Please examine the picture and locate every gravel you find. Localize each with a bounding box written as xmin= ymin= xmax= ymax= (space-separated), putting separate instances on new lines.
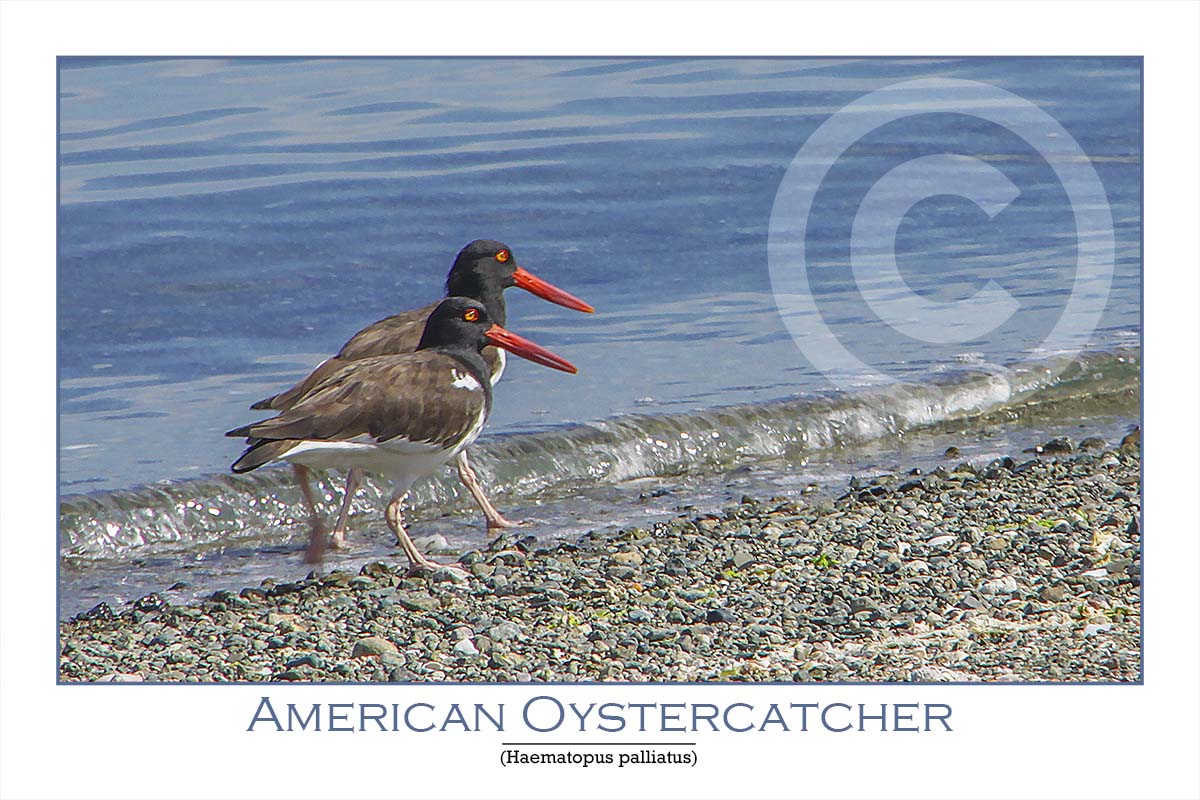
xmin=59 ymin=439 xmax=1142 ymax=683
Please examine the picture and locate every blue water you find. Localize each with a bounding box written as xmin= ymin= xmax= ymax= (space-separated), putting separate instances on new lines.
xmin=58 ymin=57 xmax=1141 ymax=492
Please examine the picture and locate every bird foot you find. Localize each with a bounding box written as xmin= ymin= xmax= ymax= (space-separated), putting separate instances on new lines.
xmin=405 ymin=558 xmax=469 ymax=579
xmin=485 ymin=515 xmax=522 ymax=530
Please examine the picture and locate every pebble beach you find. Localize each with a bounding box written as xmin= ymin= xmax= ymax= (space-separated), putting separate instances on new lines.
xmin=59 ymin=432 xmax=1142 ymax=684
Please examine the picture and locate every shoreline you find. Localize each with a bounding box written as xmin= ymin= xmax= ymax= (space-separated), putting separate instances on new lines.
xmin=60 ymin=433 xmax=1141 ymax=683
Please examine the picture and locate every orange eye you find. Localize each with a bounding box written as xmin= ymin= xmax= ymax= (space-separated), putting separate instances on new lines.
xmin=495 ymin=249 xmax=510 ymax=263
xmin=463 ymin=308 xmax=480 ymax=322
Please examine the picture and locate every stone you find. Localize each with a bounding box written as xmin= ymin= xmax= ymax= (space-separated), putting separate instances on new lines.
xmin=981 ymin=576 xmax=1019 ymax=595
xmin=729 ymin=550 xmax=755 ymax=570
xmin=285 ymin=653 xmax=325 ymax=670
xmin=1039 ymin=585 xmax=1067 ymax=602
xmin=981 ymin=535 xmax=1011 ymax=551
xmin=489 ymin=621 xmax=522 ymax=641
xmin=910 ymin=666 xmax=981 ymax=682
xmin=397 ymin=593 xmax=438 ymax=613
xmin=95 ymin=673 xmax=143 ymax=682
xmin=452 ymin=639 xmax=480 ymax=658
xmin=412 ymin=534 xmax=451 ymax=553
xmin=352 ymin=637 xmax=400 ymax=659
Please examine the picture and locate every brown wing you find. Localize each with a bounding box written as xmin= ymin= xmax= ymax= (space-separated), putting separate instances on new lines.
xmin=239 ymin=351 xmax=488 ymax=449
xmin=250 ymin=301 xmax=437 ymax=411
xmin=250 ymin=355 xmax=351 ymax=412
xmin=336 ymin=302 xmax=435 ymax=361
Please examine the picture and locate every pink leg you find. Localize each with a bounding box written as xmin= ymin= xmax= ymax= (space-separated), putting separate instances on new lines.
xmin=385 ymin=490 xmax=467 ymax=576
xmin=455 ymin=450 xmax=519 ymax=529
xmin=330 ymin=467 xmax=362 ymax=549
xmin=294 ymin=464 xmax=329 ymax=565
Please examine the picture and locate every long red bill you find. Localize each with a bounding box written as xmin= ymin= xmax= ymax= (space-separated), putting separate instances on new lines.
xmin=512 ymin=266 xmax=595 ymax=313
xmin=484 ymin=324 xmax=578 ymax=374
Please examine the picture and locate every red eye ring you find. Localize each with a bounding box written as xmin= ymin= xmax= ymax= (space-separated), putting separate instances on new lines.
xmin=464 ymin=308 xmax=480 ymax=322
xmin=496 ymin=249 xmax=510 ymax=263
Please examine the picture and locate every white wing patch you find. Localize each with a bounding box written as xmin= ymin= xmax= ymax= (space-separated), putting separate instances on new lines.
xmin=451 ymin=370 xmax=483 ymax=391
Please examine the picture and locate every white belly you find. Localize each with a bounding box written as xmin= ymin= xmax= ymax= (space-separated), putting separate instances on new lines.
xmin=279 ymin=406 xmax=486 ymax=491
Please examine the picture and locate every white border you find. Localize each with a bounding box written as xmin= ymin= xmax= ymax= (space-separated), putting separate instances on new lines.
xmin=3 ymin=2 xmax=1198 ymax=799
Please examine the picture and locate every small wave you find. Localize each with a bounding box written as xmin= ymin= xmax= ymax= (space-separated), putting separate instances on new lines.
xmin=59 ymin=345 xmax=1138 ymax=563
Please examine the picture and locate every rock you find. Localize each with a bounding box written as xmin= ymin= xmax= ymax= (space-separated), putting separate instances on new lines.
xmin=927 ymin=535 xmax=957 ymax=548
xmin=132 ymin=594 xmax=169 ymax=613
xmin=706 ymin=608 xmax=736 ymax=624
xmin=627 ymin=608 xmax=652 ymax=623
xmin=729 ymin=550 xmax=755 ymax=570
xmin=1083 ymin=623 xmax=1113 ymax=637
xmin=76 ymin=603 xmax=116 ymax=622
xmin=1120 ymin=427 xmax=1140 ymax=451
xmin=431 ymin=567 xmax=467 ymax=583
xmin=608 ymin=566 xmax=638 ymax=581
xmin=612 ymin=550 xmax=643 ymax=565
xmin=452 ymin=639 xmax=480 ymax=658
xmin=663 ymin=556 xmax=689 ymax=576
xmin=352 ymin=637 xmax=400 ymax=659
xmin=148 ymin=631 xmax=178 ymax=647
xmin=95 ymin=673 xmax=143 ymax=682
xmin=285 ymin=653 xmax=325 ymax=670
xmin=910 ymin=666 xmax=981 ymax=682
xmin=1039 ymin=585 xmax=1067 ymax=602
xmin=1079 ymin=437 xmax=1107 ymax=452
xmin=397 ymin=593 xmax=438 ymax=612
xmin=489 ymin=621 xmax=522 ymax=642
xmin=981 ymin=576 xmax=1019 ymax=595
xmin=412 ymin=534 xmax=451 ymax=553
xmin=360 ymin=561 xmax=392 ymax=579
xmin=1041 ymin=437 xmax=1074 ymax=454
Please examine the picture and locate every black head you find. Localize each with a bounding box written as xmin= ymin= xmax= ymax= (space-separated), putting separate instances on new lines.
xmin=444 ymin=239 xmax=594 ymax=325
xmin=418 ymin=296 xmax=577 ymax=374
xmin=444 ymin=240 xmax=517 ymax=324
xmin=418 ymin=297 xmax=495 ymax=352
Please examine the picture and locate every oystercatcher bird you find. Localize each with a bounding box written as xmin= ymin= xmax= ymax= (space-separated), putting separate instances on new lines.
xmin=229 ymin=297 xmax=577 ymax=572
xmin=242 ymin=239 xmax=592 ymax=555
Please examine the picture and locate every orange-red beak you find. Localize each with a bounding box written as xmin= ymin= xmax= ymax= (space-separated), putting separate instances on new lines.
xmin=512 ymin=266 xmax=595 ymax=313
xmin=485 ymin=324 xmax=577 ymax=374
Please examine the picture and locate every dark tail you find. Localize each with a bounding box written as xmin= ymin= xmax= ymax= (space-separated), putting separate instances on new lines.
xmin=250 ymin=394 xmax=279 ymax=411
xmin=225 ymin=422 xmax=258 ymax=439
xmin=231 ymin=439 xmax=298 ymax=473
